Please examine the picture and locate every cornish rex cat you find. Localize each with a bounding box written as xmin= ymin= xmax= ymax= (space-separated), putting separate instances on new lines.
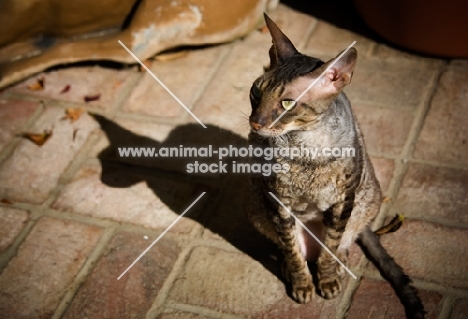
xmin=246 ymin=14 xmax=424 ymax=319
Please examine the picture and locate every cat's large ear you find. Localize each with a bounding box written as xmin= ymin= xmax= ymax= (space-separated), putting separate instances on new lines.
xmin=320 ymin=48 xmax=357 ymax=92
xmin=264 ymin=13 xmax=298 ymax=68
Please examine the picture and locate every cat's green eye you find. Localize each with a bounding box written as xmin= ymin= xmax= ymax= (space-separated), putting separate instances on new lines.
xmin=281 ymin=100 xmax=296 ymax=110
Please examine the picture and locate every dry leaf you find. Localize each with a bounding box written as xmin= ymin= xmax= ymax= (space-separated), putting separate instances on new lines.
xmin=375 ymin=214 xmax=405 ymax=235
xmin=60 ymin=84 xmax=71 ymax=94
xmin=0 ymin=198 xmax=13 ymax=204
xmin=62 ymin=107 xmax=84 ymax=123
xmin=381 ymin=196 xmax=391 ymax=203
xmin=154 ymin=50 xmax=188 ymax=62
xmin=84 ymin=94 xmax=101 ymax=102
xmin=258 ymin=25 xmax=269 ymax=33
xmin=28 ymin=77 xmax=45 ymax=91
xmin=113 ymin=80 xmax=123 ymax=88
xmin=21 ymin=130 xmax=53 ymax=146
xmin=138 ymin=59 xmax=153 ymax=72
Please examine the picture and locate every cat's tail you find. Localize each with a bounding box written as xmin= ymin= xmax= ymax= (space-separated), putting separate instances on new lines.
xmin=357 ymin=226 xmax=425 ymax=319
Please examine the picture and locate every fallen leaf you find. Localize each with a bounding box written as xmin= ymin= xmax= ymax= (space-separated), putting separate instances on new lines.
xmin=60 ymin=84 xmax=71 ymax=94
xmin=0 ymin=198 xmax=13 ymax=204
xmin=84 ymin=94 xmax=101 ymax=103
xmin=62 ymin=107 xmax=84 ymax=123
xmin=138 ymin=59 xmax=153 ymax=72
xmin=381 ymin=196 xmax=390 ymax=203
xmin=258 ymin=25 xmax=269 ymax=33
xmin=20 ymin=130 xmax=53 ymax=146
xmin=154 ymin=50 xmax=188 ymax=62
xmin=113 ymin=80 xmax=123 ymax=88
xmin=375 ymin=214 xmax=405 ymax=235
xmin=28 ymin=77 xmax=45 ymax=91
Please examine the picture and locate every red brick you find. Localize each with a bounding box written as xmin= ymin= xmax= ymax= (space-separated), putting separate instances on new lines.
xmin=0 ymin=217 xmax=102 ymax=319
xmin=413 ymin=69 xmax=468 ymax=165
xmin=393 ymin=163 xmax=468 ymax=224
xmin=89 ymin=114 xmax=237 ymax=174
xmin=168 ymin=245 xmax=343 ymax=318
xmin=53 ymin=161 xmax=205 ymax=232
xmin=451 ymin=299 xmax=468 ymax=319
xmin=348 ymin=242 xmax=364 ymax=270
xmin=370 ymin=157 xmax=395 ymax=193
xmin=168 ymin=246 xmax=283 ymax=316
xmin=0 ymin=206 xmax=29 ymax=253
xmin=191 ymin=41 xmax=268 ymax=136
xmin=202 ymin=177 xmax=268 ymax=245
xmin=0 ymin=106 xmax=98 ymax=203
xmin=91 ymin=117 xmax=176 ymax=150
xmin=63 ymin=232 xmax=180 ymax=319
xmin=247 ymin=4 xmax=317 ymax=49
xmin=346 ymin=57 xmax=436 ymax=110
xmin=158 ymin=313 xmax=211 ymax=319
xmin=0 ymin=99 xmax=39 ymax=151
xmin=379 ymin=220 xmax=468 ymax=289
xmin=305 ymin=21 xmax=373 ymax=57
xmin=9 ymin=66 xmax=136 ymax=110
xmin=347 ymin=278 xmax=442 ymax=319
xmin=450 ymin=60 xmax=468 ymax=69
xmin=122 ymin=45 xmax=228 ymax=117
xmin=354 ymin=104 xmax=414 ymax=157
xmin=255 ymin=291 xmax=340 ymax=319
xmin=371 ymin=44 xmax=445 ymax=68
xmin=89 ymin=117 xmax=176 ymax=166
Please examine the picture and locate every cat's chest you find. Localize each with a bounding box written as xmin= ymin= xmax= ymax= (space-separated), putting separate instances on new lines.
xmin=271 ymin=159 xmax=350 ymax=212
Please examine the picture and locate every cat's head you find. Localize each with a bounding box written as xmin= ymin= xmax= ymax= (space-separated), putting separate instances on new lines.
xmin=249 ymin=14 xmax=357 ymax=137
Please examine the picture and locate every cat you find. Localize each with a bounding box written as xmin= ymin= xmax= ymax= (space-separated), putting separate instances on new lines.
xmin=246 ymin=13 xmax=425 ymax=318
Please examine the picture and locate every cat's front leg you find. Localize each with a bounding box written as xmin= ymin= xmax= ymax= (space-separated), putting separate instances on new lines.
xmin=316 ymin=231 xmax=347 ymax=299
xmin=275 ymin=206 xmax=314 ymax=304
xmin=317 ymin=203 xmax=350 ymax=299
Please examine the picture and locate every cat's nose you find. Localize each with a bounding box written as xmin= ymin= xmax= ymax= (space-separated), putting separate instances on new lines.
xmin=250 ymin=121 xmax=263 ymax=131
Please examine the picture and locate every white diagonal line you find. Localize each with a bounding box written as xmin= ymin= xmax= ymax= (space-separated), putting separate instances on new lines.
xmin=267 ymin=106 xmax=292 ymax=129
xmin=268 ymin=192 xmax=357 ymax=279
xmin=268 ymin=41 xmax=356 ymax=129
xmin=117 ymin=192 xmax=206 ymax=280
xmin=118 ymin=40 xmax=207 ymax=128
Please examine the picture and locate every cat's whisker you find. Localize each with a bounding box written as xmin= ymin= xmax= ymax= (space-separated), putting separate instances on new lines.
xmin=233 ymin=124 xmax=250 ymax=135
xmin=239 ymin=110 xmax=250 ymax=117
xmin=235 ymin=121 xmax=250 ymax=128
xmin=234 ymin=115 xmax=250 ymax=128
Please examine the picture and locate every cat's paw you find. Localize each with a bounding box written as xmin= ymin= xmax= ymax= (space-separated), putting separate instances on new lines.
xmin=291 ymin=282 xmax=314 ymax=304
xmin=281 ymin=258 xmax=314 ymax=303
xmin=318 ymin=276 xmax=342 ymax=299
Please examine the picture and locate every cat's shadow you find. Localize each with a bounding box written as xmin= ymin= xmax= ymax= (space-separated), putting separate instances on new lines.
xmin=93 ymin=114 xmax=286 ymax=286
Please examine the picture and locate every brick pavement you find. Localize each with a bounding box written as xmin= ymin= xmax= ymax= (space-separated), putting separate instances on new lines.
xmin=0 ymin=4 xmax=467 ymax=319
